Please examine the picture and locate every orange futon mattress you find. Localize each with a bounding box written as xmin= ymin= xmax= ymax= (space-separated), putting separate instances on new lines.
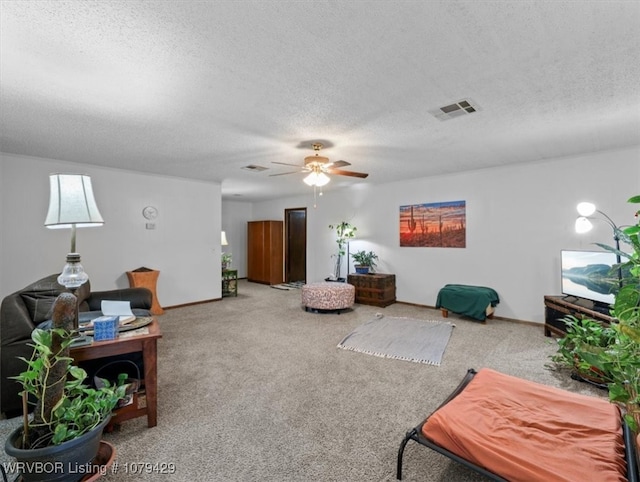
xmin=422 ymin=368 xmax=628 ymax=482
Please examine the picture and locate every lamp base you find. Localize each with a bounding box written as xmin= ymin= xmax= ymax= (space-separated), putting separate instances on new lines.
xmin=58 ymin=252 xmax=90 ymax=330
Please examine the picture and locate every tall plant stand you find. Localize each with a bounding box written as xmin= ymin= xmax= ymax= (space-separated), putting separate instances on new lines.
xmin=222 ymin=269 xmax=238 ymax=297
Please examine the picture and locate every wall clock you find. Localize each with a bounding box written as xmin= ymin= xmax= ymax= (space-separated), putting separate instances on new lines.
xmin=142 ymin=206 xmax=158 ymax=220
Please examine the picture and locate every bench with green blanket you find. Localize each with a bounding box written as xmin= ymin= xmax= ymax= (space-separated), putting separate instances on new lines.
xmin=435 ymin=284 xmax=499 ymax=321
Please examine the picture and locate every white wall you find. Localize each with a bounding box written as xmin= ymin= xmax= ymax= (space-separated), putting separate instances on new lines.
xmin=246 ymin=146 xmax=639 ymax=323
xmin=0 ymin=153 xmax=221 ymax=306
xmin=221 ymin=200 xmax=253 ymax=278
xmin=8 ymin=147 xmax=634 ymax=321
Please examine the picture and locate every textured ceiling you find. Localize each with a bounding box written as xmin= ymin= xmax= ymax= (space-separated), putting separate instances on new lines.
xmin=1 ymin=1 xmax=639 ymax=201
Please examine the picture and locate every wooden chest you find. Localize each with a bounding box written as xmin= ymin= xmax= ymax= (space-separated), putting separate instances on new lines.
xmin=347 ymin=273 xmax=396 ymax=307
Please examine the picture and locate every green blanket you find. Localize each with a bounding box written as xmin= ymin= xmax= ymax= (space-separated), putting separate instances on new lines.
xmin=435 ymin=284 xmax=500 ymax=321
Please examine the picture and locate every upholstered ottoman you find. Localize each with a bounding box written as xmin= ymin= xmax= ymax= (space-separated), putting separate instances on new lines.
xmin=301 ymin=282 xmax=355 ymax=313
xmin=435 ymin=284 xmax=500 ymax=322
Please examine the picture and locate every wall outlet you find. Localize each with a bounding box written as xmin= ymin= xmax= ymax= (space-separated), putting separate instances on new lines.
xmin=146 ymin=223 xmax=156 ymax=230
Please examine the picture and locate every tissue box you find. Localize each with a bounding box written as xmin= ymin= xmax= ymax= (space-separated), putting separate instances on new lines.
xmin=92 ymin=316 xmax=119 ymax=341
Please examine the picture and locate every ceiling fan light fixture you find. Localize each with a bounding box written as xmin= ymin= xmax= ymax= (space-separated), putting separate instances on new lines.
xmin=271 ymin=141 xmax=367 ymax=189
xmin=316 ymin=172 xmax=330 ymax=186
xmin=303 ymin=171 xmax=330 ymax=187
xmin=303 ymin=172 xmax=316 ymax=186
xmin=304 ymin=155 xmax=330 ymax=166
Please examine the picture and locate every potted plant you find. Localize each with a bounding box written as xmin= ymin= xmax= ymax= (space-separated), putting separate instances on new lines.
xmin=552 ymin=195 xmax=640 ymax=453
xmin=221 ymin=252 xmax=232 ymax=270
xmin=550 ymin=315 xmax=616 ymax=387
xmin=328 ymin=222 xmax=357 ymax=280
xmin=351 ymin=250 xmax=378 ymax=274
xmin=587 ymin=195 xmax=640 ymax=436
xmin=5 ymin=292 xmax=125 ymax=482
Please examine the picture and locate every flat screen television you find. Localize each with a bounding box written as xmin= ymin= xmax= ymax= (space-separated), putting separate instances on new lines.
xmin=561 ymin=249 xmax=620 ymax=307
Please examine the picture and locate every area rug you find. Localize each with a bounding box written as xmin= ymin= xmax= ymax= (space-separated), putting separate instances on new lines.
xmin=271 ymin=284 xmax=292 ymax=290
xmin=284 ymin=281 xmax=305 ymax=289
xmin=337 ymin=315 xmax=455 ymax=366
xmin=271 ymin=281 xmax=305 ymax=290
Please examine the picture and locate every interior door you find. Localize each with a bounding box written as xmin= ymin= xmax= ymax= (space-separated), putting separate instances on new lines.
xmin=285 ymin=208 xmax=307 ymax=283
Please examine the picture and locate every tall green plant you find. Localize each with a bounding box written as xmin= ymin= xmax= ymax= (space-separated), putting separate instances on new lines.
xmin=585 ymin=195 xmax=640 ymax=431
xmin=597 ymin=196 xmax=640 ymax=324
xmin=329 ymin=222 xmax=357 ymax=279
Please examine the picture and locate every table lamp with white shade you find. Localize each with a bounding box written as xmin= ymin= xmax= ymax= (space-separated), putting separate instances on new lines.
xmin=44 ymin=174 xmax=104 ymax=327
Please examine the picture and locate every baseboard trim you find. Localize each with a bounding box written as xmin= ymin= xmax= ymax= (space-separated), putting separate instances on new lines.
xmin=394 ymin=300 xmax=540 ymax=326
xmin=161 ymin=296 xmax=540 ymax=326
xmin=163 ymin=298 xmax=221 ymax=310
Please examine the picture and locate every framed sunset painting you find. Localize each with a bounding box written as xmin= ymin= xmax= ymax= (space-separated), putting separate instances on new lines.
xmin=399 ymin=200 xmax=466 ymax=248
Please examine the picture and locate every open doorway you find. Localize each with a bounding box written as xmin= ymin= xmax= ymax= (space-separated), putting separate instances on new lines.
xmin=284 ymin=208 xmax=307 ymax=283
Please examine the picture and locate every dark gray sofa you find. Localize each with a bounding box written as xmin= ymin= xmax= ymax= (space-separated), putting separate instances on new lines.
xmin=1 ymin=274 xmax=152 ymax=416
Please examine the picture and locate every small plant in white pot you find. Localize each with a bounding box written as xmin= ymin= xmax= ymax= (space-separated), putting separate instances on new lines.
xmin=221 ymin=252 xmax=232 ymax=269
xmin=351 ymin=250 xmax=378 ymax=274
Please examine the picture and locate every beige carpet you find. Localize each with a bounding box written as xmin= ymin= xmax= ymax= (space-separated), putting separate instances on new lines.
xmin=0 ymin=280 xmax=605 ymax=481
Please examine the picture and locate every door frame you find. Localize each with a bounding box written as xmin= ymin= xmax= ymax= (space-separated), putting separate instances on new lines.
xmin=284 ymin=207 xmax=307 ymax=283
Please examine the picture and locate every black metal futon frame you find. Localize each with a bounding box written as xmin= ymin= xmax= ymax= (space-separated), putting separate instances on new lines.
xmin=397 ymin=368 xmax=639 ymax=481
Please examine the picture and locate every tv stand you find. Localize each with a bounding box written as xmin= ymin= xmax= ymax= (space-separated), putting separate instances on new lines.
xmin=544 ymin=295 xmax=615 ymax=337
xmin=561 ymin=295 xmax=580 ymax=304
xmin=563 ymin=295 xmax=591 ymax=307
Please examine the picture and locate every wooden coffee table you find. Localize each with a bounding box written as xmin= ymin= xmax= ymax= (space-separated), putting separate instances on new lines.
xmin=70 ymin=319 xmax=162 ymax=428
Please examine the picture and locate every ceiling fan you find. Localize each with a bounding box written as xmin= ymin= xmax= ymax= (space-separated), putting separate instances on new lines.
xmin=270 ymin=142 xmax=369 ymax=186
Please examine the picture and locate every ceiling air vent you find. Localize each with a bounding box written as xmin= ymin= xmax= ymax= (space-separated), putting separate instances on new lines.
xmin=241 ymin=165 xmax=269 ymax=172
xmin=429 ymin=99 xmax=480 ymax=121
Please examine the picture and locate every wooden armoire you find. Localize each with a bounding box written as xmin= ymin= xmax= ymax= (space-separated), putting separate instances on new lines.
xmin=247 ymin=220 xmax=284 ymax=285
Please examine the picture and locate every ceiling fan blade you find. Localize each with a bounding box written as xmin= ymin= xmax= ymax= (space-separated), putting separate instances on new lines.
xmin=330 ymin=160 xmax=351 ymax=168
xmin=272 ymin=161 xmax=304 ymax=167
xmin=328 ymin=168 xmax=369 ymax=179
xmin=269 ymin=171 xmax=300 ymax=177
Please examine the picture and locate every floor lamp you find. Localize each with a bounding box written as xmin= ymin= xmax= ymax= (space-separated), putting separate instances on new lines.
xmin=575 ymin=201 xmax=622 ymax=285
xmin=45 ymin=174 xmax=104 ymax=328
